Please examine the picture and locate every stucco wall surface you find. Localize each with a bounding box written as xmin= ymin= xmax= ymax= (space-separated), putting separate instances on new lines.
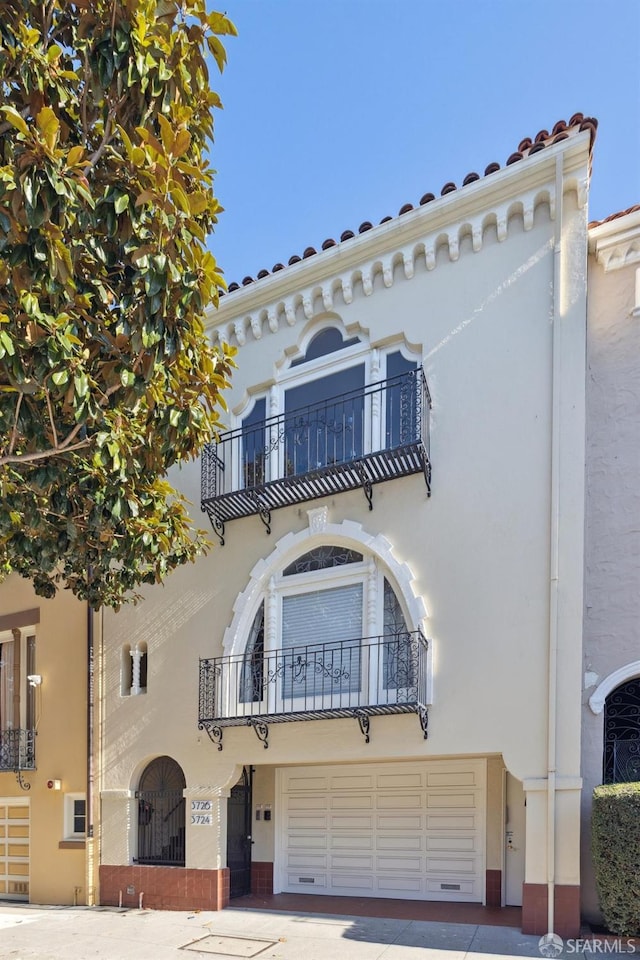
xmin=581 ymin=254 xmax=640 ymax=921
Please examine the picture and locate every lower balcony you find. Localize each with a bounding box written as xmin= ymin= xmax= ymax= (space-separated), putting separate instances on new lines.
xmin=0 ymin=729 xmax=36 ymax=771
xmin=198 ymin=632 xmax=429 ymax=750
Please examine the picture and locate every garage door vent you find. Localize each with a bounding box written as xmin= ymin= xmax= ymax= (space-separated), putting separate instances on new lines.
xmin=441 ymin=883 xmax=461 ymax=891
xmin=298 ymin=877 xmax=315 ymax=884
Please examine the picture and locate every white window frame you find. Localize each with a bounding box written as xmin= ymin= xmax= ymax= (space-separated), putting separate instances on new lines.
xmin=0 ymin=627 xmax=35 ymax=732
xmin=63 ymin=793 xmax=86 ymax=840
xmin=232 ymin=327 xmax=421 ymax=492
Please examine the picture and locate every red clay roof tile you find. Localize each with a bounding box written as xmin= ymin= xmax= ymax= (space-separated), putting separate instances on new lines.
xmin=219 ymin=115 xmax=598 ymax=296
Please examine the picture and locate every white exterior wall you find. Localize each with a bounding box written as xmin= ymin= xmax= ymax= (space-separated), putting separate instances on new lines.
xmin=581 ymin=212 xmax=640 ymax=922
xmin=101 ymin=134 xmax=591 ymax=911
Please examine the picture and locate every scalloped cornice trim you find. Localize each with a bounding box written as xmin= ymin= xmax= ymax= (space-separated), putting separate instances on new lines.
xmin=221 ymin=520 xmax=428 ymax=660
xmin=207 ymin=137 xmax=590 ymax=348
xmin=589 ymin=208 xmax=640 ymax=272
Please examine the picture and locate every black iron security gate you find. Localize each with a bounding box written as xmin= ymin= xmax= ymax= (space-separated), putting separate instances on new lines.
xmin=227 ymin=767 xmax=252 ymax=898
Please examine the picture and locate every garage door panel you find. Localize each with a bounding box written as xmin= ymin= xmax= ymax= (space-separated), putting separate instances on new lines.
xmin=376 ymin=855 xmax=422 ymax=872
xmin=427 ymin=814 xmax=477 ymax=830
xmin=376 ymin=814 xmax=423 ymax=830
xmin=427 ymin=772 xmax=478 ymax=787
xmin=427 ymin=856 xmax=478 ymax=874
xmin=280 ymin=761 xmax=486 ymax=903
xmin=330 ymin=775 xmax=375 ymax=791
xmin=0 ymin=799 xmax=29 ymax=902
xmin=332 ymin=835 xmax=373 ymax=850
xmin=377 ymin=793 xmax=423 ymax=810
xmin=427 ymin=836 xmax=476 ymax=852
xmin=331 ymin=854 xmax=374 ymax=871
xmin=376 ymin=773 xmax=423 ymax=789
xmin=331 ymin=874 xmax=375 ymax=891
xmin=377 ymin=876 xmax=423 ymax=894
xmin=330 ymin=795 xmax=373 ymax=810
xmin=288 ymin=815 xmax=327 ymax=829
xmin=377 ymin=835 xmax=422 ymax=851
xmin=331 ymin=815 xmax=374 ymax=829
xmin=287 ymin=874 xmax=326 ymax=889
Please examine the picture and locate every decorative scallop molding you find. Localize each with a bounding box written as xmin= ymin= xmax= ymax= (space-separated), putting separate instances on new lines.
xmin=589 ymin=208 xmax=640 ymax=273
xmin=221 ymin=520 xmax=429 ymax=661
xmin=211 ymin=183 xmax=564 ymax=349
xmin=588 ymin=661 xmax=640 ymax=715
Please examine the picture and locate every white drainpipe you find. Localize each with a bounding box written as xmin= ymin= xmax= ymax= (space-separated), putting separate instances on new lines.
xmin=546 ymin=153 xmax=564 ymax=937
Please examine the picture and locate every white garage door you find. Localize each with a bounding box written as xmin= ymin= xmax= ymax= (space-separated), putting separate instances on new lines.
xmin=278 ymin=759 xmax=486 ymax=902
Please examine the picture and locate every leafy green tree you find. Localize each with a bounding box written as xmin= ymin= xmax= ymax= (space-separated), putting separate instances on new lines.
xmin=0 ymin=0 xmax=236 ymax=608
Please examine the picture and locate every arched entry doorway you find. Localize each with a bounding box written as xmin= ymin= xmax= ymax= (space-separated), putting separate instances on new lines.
xmin=136 ymin=756 xmax=186 ymax=866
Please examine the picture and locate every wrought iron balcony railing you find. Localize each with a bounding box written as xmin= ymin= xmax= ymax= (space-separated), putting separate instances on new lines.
xmin=201 ymin=368 xmax=431 ymax=543
xmin=0 ymin=729 xmax=36 ymax=771
xmin=198 ymin=631 xmax=429 ymax=749
xmin=604 ymin=738 xmax=640 ymax=784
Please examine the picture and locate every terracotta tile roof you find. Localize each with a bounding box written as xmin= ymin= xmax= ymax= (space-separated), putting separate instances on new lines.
xmin=222 ymin=114 xmax=598 ymax=296
xmin=588 ymin=203 xmax=640 ymax=229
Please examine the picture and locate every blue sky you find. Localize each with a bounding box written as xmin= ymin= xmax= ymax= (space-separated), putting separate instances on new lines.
xmin=209 ymin=0 xmax=640 ymax=286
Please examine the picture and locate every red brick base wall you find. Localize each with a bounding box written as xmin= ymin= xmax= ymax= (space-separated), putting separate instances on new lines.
xmin=251 ymin=861 xmax=274 ymax=896
xmin=99 ymin=865 xmax=230 ymax=911
xmin=522 ymin=883 xmax=580 ymax=938
xmin=485 ymin=869 xmax=502 ymax=908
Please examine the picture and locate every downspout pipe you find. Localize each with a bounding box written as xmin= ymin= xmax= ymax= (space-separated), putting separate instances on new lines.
xmin=546 ymin=153 xmax=564 ymax=937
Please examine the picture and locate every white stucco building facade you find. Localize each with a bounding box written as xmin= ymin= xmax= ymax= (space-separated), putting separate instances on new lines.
xmin=98 ymin=115 xmax=598 ymax=937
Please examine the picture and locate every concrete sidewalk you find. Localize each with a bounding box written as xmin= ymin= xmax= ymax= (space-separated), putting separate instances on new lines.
xmin=0 ymin=903 xmax=626 ymax=960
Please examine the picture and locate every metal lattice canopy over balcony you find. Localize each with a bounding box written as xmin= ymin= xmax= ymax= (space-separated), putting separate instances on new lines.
xmin=198 ymin=632 xmax=429 ymax=750
xmin=201 ymin=368 xmax=431 ymax=544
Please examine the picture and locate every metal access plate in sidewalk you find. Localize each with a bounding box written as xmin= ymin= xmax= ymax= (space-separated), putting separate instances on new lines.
xmin=181 ymin=934 xmax=277 ymax=957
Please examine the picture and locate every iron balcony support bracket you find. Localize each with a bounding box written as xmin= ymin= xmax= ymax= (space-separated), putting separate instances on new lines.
xmin=15 ymin=769 xmax=31 ymax=790
xmin=356 ymin=463 xmax=374 ymax=511
xmin=417 ymin=705 xmax=429 ymax=739
xmin=249 ymin=492 xmax=272 ymax=535
xmin=209 ymin=511 xmax=225 ymax=548
xmin=355 ymin=711 xmax=371 ymax=744
xmin=248 ymin=718 xmax=269 ymax=749
xmin=203 ymin=724 xmax=224 ymax=751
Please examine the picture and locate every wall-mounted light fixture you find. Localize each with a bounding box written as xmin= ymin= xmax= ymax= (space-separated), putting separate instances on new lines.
xmin=27 ymin=674 xmax=42 ymax=687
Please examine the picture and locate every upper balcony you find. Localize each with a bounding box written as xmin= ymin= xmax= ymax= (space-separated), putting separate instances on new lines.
xmin=198 ymin=631 xmax=429 ymax=750
xmin=0 ymin=729 xmax=35 ymax=772
xmin=201 ymin=367 xmax=431 ymax=543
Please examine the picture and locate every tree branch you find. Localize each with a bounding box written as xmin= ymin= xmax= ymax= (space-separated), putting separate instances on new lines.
xmin=0 ymin=439 xmax=90 ymax=467
xmin=8 ymin=393 xmax=23 ymax=456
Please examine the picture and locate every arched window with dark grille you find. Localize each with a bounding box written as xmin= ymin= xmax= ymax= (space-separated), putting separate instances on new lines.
xmin=136 ymin=756 xmax=186 ymax=865
xmin=603 ymin=678 xmax=640 ymax=784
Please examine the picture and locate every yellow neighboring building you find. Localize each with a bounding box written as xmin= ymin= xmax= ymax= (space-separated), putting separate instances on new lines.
xmin=0 ymin=575 xmax=96 ymax=905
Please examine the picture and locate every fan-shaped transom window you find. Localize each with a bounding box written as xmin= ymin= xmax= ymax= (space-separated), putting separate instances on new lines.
xmin=283 ymin=545 xmax=363 ymax=576
xmin=290 ymin=327 xmax=361 ymax=366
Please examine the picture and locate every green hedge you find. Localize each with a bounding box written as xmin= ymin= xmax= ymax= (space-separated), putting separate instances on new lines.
xmin=592 ymin=782 xmax=640 ymax=936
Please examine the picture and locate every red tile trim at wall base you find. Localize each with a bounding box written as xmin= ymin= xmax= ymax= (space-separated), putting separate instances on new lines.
xmin=99 ymin=865 xmax=230 ymax=912
xmin=251 ymin=861 xmax=274 ymax=896
xmin=485 ymin=869 xmax=502 ymax=908
xmin=522 ymin=883 xmax=580 ymax=938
